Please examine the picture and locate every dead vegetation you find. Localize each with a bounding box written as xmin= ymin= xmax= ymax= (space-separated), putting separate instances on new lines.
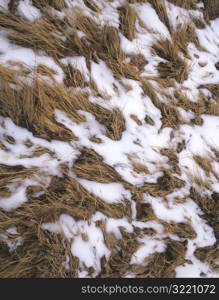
xmin=190 ymin=187 xmax=219 ymax=241
xmin=0 ymin=0 xmax=218 ymax=278
xmin=0 ymin=65 xmax=126 ymax=141
xmin=0 ymin=66 xmax=80 ymax=141
xmin=163 ymin=221 xmax=197 ymax=239
xmin=31 ymin=0 xmax=66 ymax=11
xmin=72 ymin=147 xmax=125 ymax=183
xmin=172 ymin=23 xmax=204 ymax=57
xmin=166 ymin=0 xmax=198 ymax=10
xmin=194 ymin=244 xmax=219 ymax=272
xmin=83 ymin=0 xmax=101 ymax=13
xmin=118 ymin=4 xmax=137 ymax=41
xmin=0 ymin=224 xmax=77 ymax=278
xmin=143 ymin=239 xmax=187 ymax=278
xmin=141 ymin=170 xmax=185 ymax=197
xmin=202 ymin=0 xmax=219 ymax=20
xmin=0 ymin=11 xmax=68 ymax=60
xmin=152 ymin=40 xmax=188 ymax=83
xmin=0 ymin=166 xmax=133 ymax=277
xmin=0 ymin=164 xmax=38 ymax=199
xmin=149 ymin=0 xmax=171 ymax=33
xmin=99 ymin=225 xmax=141 ymax=277
xmin=153 ymin=39 xmax=189 ymax=83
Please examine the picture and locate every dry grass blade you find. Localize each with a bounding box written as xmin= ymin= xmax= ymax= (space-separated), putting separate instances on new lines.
xmin=144 ymin=239 xmax=187 ymax=277
xmin=167 ymin=0 xmax=198 ymax=10
xmin=32 ymin=0 xmax=66 ymax=11
xmin=118 ymin=4 xmax=137 ymax=41
xmin=72 ymin=147 xmax=124 ymax=183
xmin=149 ymin=0 xmax=171 ymax=32
xmin=153 ymin=39 xmax=189 ymax=83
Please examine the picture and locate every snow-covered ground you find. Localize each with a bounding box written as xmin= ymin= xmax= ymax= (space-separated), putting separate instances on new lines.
xmin=0 ymin=0 xmax=219 ymax=278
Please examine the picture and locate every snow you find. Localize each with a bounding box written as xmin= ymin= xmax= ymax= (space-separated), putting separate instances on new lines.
xmin=60 ymin=56 xmax=90 ymax=81
xmin=131 ymin=238 xmax=166 ymax=265
xmin=0 ymin=184 xmax=27 ymax=211
xmin=42 ymin=213 xmax=110 ymax=275
xmin=0 ymin=0 xmax=9 ymax=11
xmin=0 ymin=0 xmax=219 ymax=278
xmin=17 ymin=0 xmax=42 ymax=22
xmin=136 ymin=2 xmax=170 ymax=37
xmin=91 ymin=60 xmax=116 ymax=97
xmin=77 ymin=179 xmax=131 ymax=203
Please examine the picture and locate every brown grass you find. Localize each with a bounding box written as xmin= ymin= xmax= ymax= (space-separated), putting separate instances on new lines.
xmin=194 ymin=244 xmax=219 ymax=272
xmin=118 ymin=4 xmax=137 ymax=41
xmin=141 ymin=170 xmax=185 ymax=197
xmin=152 ymin=39 xmax=189 ymax=83
xmin=83 ymin=0 xmax=101 ymax=12
xmin=69 ymin=91 xmax=126 ymax=140
xmin=99 ymin=226 xmax=141 ymax=277
xmin=63 ymin=64 xmax=88 ymax=88
xmin=190 ymin=187 xmax=219 ymax=240
xmin=72 ymin=147 xmax=124 ymax=183
xmin=0 ymin=0 xmax=218 ymax=278
xmin=144 ymin=239 xmax=187 ymax=277
xmin=199 ymin=84 xmax=219 ymax=100
xmin=193 ymin=154 xmax=213 ymax=176
xmin=0 ymin=66 xmax=81 ymax=141
xmin=0 ymin=224 xmax=77 ymax=278
xmin=149 ymin=0 xmax=171 ymax=32
xmin=202 ymin=0 xmax=219 ymax=20
xmin=0 ymin=164 xmax=38 ymax=199
xmin=167 ymin=0 xmax=198 ymax=10
xmin=163 ymin=221 xmax=197 ymax=239
xmin=172 ymin=23 xmax=204 ymax=57
xmin=129 ymin=53 xmax=148 ymax=72
xmin=160 ymin=148 xmax=181 ymax=174
xmin=0 ymin=12 xmax=68 ymax=60
xmin=32 ymin=0 xmax=66 ymax=11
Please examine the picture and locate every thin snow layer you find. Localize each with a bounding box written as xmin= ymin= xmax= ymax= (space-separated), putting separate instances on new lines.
xmin=0 ymin=35 xmax=64 ymax=83
xmin=0 ymin=0 xmax=219 ymax=278
xmin=17 ymin=0 xmax=42 ymax=22
xmin=42 ymin=213 xmax=110 ymax=277
xmin=60 ymin=56 xmax=90 ymax=81
xmin=77 ymin=179 xmax=131 ymax=203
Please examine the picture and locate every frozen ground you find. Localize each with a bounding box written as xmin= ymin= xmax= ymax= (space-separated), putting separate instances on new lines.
xmin=0 ymin=0 xmax=219 ymax=278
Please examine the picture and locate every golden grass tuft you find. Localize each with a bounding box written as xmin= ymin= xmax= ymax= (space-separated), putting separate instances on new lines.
xmin=0 ymin=225 xmax=77 ymax=278
xmin=118 ymin=4 xmax=137 ymax=41
xmin=202 ymin=0 xmax=219 ymax=20
xmin=72 ymin=147 xmax=124 ymax=183
xmin=152 ymin=39 xmax=189 ymax=83
xmin=163 ymin=221 xmax=197 ymax=239
xmin=172 ymin=23 xmax=204 ymax=57
xmin=0 ymin=11 xmax=68 ymax=60
xmin=160 ymin=148 xmax=181 ymax=174
xmin=149 ymin=0 xmax=171 ymax=32
xmin=193 ymin=154 xmax=213 ymax=176
xmin=0 ymin=66 xmax=81 ymax=141
xmin=190 ymin=187 xmax=219 ymax=241
xmin=136 ymin=202 xmax=156 ymax=222
xmin=83 ymin=0 xmax=101 ymax=12
xmin=199 ymin=84 xmax=219 ymax=100
xmin=99 ymin=227 xmax=141 ymax=277
xmin=0 ymin=164 xmax=38 ymax=198
xmin=68 ymin=91 xmax=126 ymax=140
xmin=129 ymin=53 xmax=148 ymax=72
xmin=141 ymin=170 xmax=185 ymax=197
xmin=194 ymin=244 xmax=219 ymax=272
xmin=167 ymin=0 xmax=198 ymax=10
xmin=63 ymin=64 xmax=87 ymax=88
xmin=32 ymin=0 xmax=66 ymax=11
xmin=144 ymin=239 xmax=187 ymax=278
